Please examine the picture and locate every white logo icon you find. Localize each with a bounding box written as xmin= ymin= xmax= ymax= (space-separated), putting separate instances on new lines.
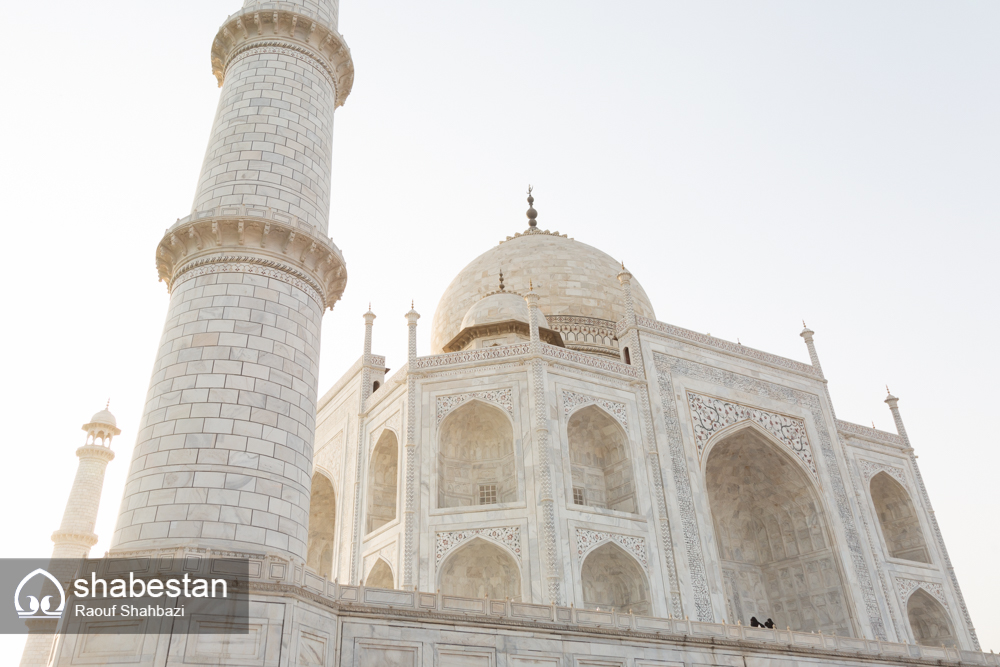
xmin=14 ymin=569 xmax=66 ymax=620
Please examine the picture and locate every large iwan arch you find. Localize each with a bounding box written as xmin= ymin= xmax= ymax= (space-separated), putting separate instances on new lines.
xmin=365 ymin=558 xmax=395 ymax=589
xmin=580 ymin=542 xmax=650 ymax=614
xmin=366 ymin=430 xmax=398 ymax=534
xmin=438 ymin=400 xmax=516 ymax=508
xmin=438 ymin=538 xmax=521 ymax=601
xmin=566 ymin=405 xmax=635 ymax=512
xmin=306 ymin=472 xmax=336 ymax=579
xmin=705 ymin=424 xmax=853 ymax=635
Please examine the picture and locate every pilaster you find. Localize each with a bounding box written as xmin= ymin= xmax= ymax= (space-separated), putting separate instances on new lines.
xmin=402 ymin=304 xmax=420 ymax=589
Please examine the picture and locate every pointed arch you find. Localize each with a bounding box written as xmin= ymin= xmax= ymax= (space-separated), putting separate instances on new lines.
xmin=580 ymin=542 xmax=650 ymax=614
xmin=907 ymin=588 xmax=956 ymax=647
xmin=705 ymin=425 xmax=853 ymax=635
xmin=366 ymin=430 xmax=398 ymax=534
xmin=438 ymin=536 xmax=521 ymax=601
xmin=364 ymin=557 xmax=395 ymax=590
xmin=567 ymin=404 xmax=635 ymax=512
xmin=438 ymin=399 xmax=516 ymax=508
xmin=306 ymin=471 xmax=336 ymax=579
xmin=870 ymin=471 xmax=930 ymax=563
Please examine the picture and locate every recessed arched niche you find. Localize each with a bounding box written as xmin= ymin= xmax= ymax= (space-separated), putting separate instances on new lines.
xmin=870 ymin=472 xmax=930 ymax=563
xmin=567 ymin=405 xmax=635 ymax=513
xmin=580 ymin=542 xmax=651 ymax=615
xmin=366 ymin=430 xmax=398 ymax=534
xmin=439 ymin=538 xmax=521 ymax=601
xmin=365 ymin=558 xmax=395 ymax=590
xmin=306 ymin=472 xmax=336 ymax=579
xmin=706 ymin=425 xmax=853 ymax=635
xmin=438 ymin=401 xmax=516 ymax=508
xmin=907 ymin=588 xmax=956 ymax=647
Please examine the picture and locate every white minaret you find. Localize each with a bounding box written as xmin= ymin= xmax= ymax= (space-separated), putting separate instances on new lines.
xmin=20 ymin=407 xmax=118 ymax=667
xmin=108 ymin=0 xmax=352 ymax=565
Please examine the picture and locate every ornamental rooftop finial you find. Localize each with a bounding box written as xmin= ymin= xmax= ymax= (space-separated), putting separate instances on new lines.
xmin=526 ymin=185 xmax=537 ymax=227
xmin=498 ymin=268 xmax=506 ymax=292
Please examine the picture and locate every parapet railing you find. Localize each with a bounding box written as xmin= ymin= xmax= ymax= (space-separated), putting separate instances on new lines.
xmin=296 ymin=577 xmax=995 ymax=666
xmin=412 ymin=342 xmax=640 ymax=379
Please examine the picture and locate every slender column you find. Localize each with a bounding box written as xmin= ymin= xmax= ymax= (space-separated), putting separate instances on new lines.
xmin=885 ymin=393 xmax=980 ymax=650
xmin=799 ymin=323 xmax=825 ymax=377
xmin=109 ymin=0 xmax=351 ymax=566
xmin=21 ymin=411 xmax=118 ymax=667
xmin=350 ymin=308 xmax=376 ymax=583
xmin=616 ymin=265 xmax=644 ymax=372
xmin=525 ymin=286 xmax=562 ymax=603
xmin=402 ymin=304 xmax=420 ymax=589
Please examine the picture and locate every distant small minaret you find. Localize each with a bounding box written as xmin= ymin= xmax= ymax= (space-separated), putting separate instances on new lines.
xmin=51 ymin=406 xmax=119 ymax=558
xmin=20 ymin=406 xmax=118 ymax=667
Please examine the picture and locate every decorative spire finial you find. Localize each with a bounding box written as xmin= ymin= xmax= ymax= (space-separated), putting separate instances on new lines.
xmin=106 ymin=398 xmax=110 ymax=410
xmin=803 ymin=320 xmax=807 ymax=328
xmin=498 ymin=268 xmax=505 ymax=291
xmin=529 ymin=279 xmax=534 ymax=291
xmin=411 ymin=299 xmax=414 ymax=309
xmin=526 ymin=185 xmax=537 ymax=227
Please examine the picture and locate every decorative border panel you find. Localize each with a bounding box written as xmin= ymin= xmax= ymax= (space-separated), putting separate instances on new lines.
xmin=687 ymin=392 xmax=816 ymax=475
xmin=575 ymin=529 xmax=648 ymax=571
xmin=561 ymin=390 xmax=629 ymax=431
xmin=435 ymin=527 xmax=521 ymax=566
xmin=895 ymin=577 xmax=949 ymax=608
xmin=436 ymin=389 xmax=514 ymax=425
xmin=858 ymin=459 xmax=907 ymax=485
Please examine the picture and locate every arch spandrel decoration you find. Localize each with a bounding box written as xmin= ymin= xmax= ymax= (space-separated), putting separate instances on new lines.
xmin=369 ymin=411 xmax=402 ymax=453
xmin=435 ymin=526 xmax=521 ymax=567
xmin=436 ymin=389 xmax=513 ymax=425
xmin=688 ymin=392 xmax=816 ymax=476
xmin=575 ymin=528 xmax=648 ymax=571
xmin=859 ymin=459 xmax=907 ymax=485
xmin=561 ymin=390 xmax=629 ymax=431
xmin=896 ymin=577 xmax=949 ymax=609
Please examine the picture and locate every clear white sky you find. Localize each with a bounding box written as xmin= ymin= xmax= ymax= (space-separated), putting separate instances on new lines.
xmin=1 ymin=0 xmax=996 ymax=659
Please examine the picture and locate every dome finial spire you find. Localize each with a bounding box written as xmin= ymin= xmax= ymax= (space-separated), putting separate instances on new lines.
xmin=498 ymin=268 xmax=505 ymax=291
xmin=526 ymin=185 xmax=537 ymax=228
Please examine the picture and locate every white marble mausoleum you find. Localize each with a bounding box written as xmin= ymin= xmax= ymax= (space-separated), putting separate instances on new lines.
xmin=25 ymin=0 xmax=993 ymax=665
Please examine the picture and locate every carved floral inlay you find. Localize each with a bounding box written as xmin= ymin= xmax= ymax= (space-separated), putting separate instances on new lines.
xmin=435 ymin=527 xmax=521 ymax=565
xmin=896 ymin=577 xmax=948 ymax=609
xmin=436 ymin=389 xmax=513 ymax=424
xmin=859 ymin=459 xmax=906 ymax=485
xmin=688 ymin=392 xmax=816 ymax=475
xmin=562 ymin=390 xmax=628 ymax=431
xmin=575 ymin=529 xmax=648 ymax=571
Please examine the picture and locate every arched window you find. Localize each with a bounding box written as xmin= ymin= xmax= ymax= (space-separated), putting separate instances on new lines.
xmin=439 ymin=539 xmax=520 ymax=601
xmin=306 ymin=472 xmax=336 ymax=579
xmin=622 ymin=347 xmax=631 ymax=365
xmin=372 ymin=381 xmax=380 ymax=393
xmin=706 ymin=426 xmax=853 ymax=635
xmin=438 ymin=401 xmax=516 ymax=508
xmin=567 ymin=405 xmax=635 ymax=513
xmin=366 ymin=430 xmax=398 ymax=534
xmin=365 ymin=558 xmax=394 ymax=589
xmin=581 ymin=542 xmax=650 ymax=614
xmin=907 ymin=589 xmax=956 ymax=647
xmin=870 ymin=472 xmax=930 ymax=563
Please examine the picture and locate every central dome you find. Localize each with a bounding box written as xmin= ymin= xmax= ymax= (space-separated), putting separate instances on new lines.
xmin=431 ymin=230 xmax=655 ymax=354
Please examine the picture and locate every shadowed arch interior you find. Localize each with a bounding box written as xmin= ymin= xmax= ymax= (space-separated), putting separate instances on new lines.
xmin=870 ymin=472 xmax=930 ymax=563
xmin=706 ymin=426 xmax=853 ymax=635
xmin=580 ymin=542 xmax=651 ymax=614
xmin=907 ymin=588 xmax=956 ymax=647
xmin=438 ymin=401 xmax=516 ymax=508
xmin=365 ymin=558 xmax=394 ymax=589
xmin=439 ymin=538 xmax=521 ymax=601
xmin=366 ymin=430 xmax=398 ymax=534
xmin=567 ymin=405 xmax=635 ymax=512
xmin=306 ymin=472 xmax=336 ymax=579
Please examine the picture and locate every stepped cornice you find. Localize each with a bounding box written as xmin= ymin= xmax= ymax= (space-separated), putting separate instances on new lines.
xmin=211 ymin=4 xmax=354 ymax=107
xmin=156 ymin=208 xmax=348 ymax=310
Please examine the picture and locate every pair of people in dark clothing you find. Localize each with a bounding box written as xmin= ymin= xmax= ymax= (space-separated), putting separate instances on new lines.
xmin=750 ymin=617 xmax=775 ymax=629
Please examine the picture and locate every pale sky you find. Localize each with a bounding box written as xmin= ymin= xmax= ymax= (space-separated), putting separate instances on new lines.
xmin=1 ymin=0 xmax=997 ymax=659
